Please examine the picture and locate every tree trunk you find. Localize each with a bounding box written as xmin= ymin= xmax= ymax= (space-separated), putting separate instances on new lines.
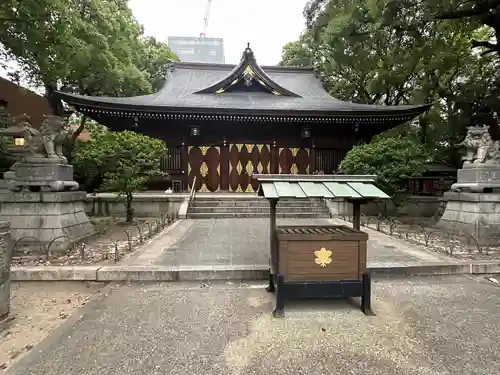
xmin=418 ymin=117 xmax=428 ymax=145
xmin=125 ymin=192 xmax=134 ymax=223
xmin=44 ymin=84 xmax=64 ymax=116
xmin=65 ymin=115 xmax=87 ymax=162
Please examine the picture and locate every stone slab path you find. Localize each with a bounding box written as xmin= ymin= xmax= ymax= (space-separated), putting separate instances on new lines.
xmin=6 ymin=275 xmax=500 ymax=375
xmin=123 ymin=218 xmax=459 ymax=268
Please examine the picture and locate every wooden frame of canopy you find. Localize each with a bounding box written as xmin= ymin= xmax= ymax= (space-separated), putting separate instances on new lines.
xmin=254 ymin=174 xmax=390 ymax=317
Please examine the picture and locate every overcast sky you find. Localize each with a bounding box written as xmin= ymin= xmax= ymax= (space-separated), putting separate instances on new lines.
xmin=0 ymin=0 xmax=308 ymax=85
xmin=128 ymin=0 xmax=308 ymax=65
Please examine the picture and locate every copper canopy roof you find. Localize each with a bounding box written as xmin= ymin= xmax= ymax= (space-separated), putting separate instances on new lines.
xmin=254 ymin=174 xmax=390 ymax=200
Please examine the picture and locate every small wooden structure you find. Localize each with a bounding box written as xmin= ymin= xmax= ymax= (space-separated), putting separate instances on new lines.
xmin=254 ymin=174 xmax=390 ymax=318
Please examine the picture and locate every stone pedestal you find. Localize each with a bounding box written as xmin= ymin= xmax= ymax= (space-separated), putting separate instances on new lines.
xmin=0 ymin=191 xmax=94 ymax=255
xmin=452 ymin=164 xmax=500 ymax=192
xmin=436 ymin=191 xmax=500 ymax=243
xmin=5 ymin=162 xmax=79 ymax=192
xmin=0 ymin=222 xmax=12 ymax=319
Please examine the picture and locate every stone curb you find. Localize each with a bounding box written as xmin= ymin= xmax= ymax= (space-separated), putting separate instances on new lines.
xmin=9 ymin=261 xmax=500 ymax=281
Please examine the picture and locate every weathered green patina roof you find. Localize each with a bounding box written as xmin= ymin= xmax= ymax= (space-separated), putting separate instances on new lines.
xmin=253 ymin=174 xmax=390 ymax=200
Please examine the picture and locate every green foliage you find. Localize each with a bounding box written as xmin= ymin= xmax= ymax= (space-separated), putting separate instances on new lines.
xmin=72 ymin=129 xmax=166 ymax=222
xmin=279 ymin=33 xmax=314 ymax=67
xmin=280 ymin=0 xmax=499 ymax=167
xmin=339 ymin=136 xmax=432 ymax=196
xmin=0 ymin=0 xmax=178 ymax=115
xmin=436 ymin=0 xmax=500 ymax=57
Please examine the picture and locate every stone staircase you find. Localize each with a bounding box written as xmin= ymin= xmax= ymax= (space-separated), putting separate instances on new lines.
xmin=187 ymin=196 xmax=331 ymax=219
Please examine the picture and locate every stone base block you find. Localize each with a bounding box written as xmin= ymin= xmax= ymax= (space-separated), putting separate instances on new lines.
xmin=0 ymin=280 xmax=11 ymax=319
xmin=0 ymin=191 xmax=95 ymax=255
xmin=0 ymin=221 xmax=11 ymax=318
xmin=5 ymin=162 xmax=79 ymax=192
xmin=436 ymin=191 xmax=500 ymax=244
xmin=452 ymin=165 xmax=500 ymax=192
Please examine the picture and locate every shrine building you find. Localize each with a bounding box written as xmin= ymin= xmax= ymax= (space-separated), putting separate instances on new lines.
xmin=56 ymin=45 xmax=430 ymax=193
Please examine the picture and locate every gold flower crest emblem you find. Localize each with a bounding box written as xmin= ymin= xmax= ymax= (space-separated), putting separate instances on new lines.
xmin=314 ymin=247 xmax=332 ymax=267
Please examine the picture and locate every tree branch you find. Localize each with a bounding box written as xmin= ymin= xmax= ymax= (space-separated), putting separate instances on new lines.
xmin=0 ymin=17 xmax=29 ymax=23
xmin=71 ymin=115 xmax=87 ymax=144
xmin=471 ymin=39 xmax=499 ymax=52
xmin=436 ymin=0 xmax=500 ymax=20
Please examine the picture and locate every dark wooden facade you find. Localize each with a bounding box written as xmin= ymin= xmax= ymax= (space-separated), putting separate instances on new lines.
xmin=56 ymin=44 xmax=430 ymax=192
xmin=157 ymin=143 xmax=346 ymax=193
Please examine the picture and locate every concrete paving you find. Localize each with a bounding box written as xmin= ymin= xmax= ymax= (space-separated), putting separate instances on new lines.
xmin=131 ymin=218 xmax=458 ymax=268
xmin=6 ymin=275 xmax=500 ymax=375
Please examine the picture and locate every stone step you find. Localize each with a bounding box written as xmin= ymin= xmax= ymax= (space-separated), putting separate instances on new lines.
xmin=191 ymin=201 xmax=326 ymax=208
xmin=188 ymin=206 xmax=330 ymax=214
xmin=187 ymin=212 xmax=332 ymax=219
xmin=192 ymin=197 xmax=323 ymax=201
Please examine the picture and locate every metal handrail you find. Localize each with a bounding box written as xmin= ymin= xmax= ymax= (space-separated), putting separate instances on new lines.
xmin=188 ymin=176 xmax=197 ymax=205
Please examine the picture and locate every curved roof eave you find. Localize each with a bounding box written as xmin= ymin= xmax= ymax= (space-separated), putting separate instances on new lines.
xmin=56 ymin=90 xmax=431 ymax=119
xmin=54 ymin=43 xmax=432 ymax=121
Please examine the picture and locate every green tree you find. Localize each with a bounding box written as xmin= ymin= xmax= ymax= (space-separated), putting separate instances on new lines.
xmin=0 ymin=0 xmax=177 ymax=148
xmin=139 ymin=36 xmax=179 ymax=92
xmin=279 ymin=33 xmax=314 ymax=67
xmin=283 ymin=0 xmax=497 ymax=166
xmin=436 ymin=0 xmax=500 ymax=57
xmin=339 ymin=135 xmax=432 ymax=196
xmin=72 ymin=129 xmax=166 ymax=222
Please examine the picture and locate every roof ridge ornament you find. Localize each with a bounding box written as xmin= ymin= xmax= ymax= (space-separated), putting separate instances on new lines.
xmin=241 ymin=42 xmax=255 ymax=62
xmin=194 ymin=43 xmax=302 ymax=97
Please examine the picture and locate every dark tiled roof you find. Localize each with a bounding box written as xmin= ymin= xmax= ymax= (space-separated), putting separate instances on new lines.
xmin=56 ymin=46 xmax=430 ymax=119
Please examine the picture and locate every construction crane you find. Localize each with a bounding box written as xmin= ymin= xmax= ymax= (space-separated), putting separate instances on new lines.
xmin=199 ymin=0 xmax=212 ymax=37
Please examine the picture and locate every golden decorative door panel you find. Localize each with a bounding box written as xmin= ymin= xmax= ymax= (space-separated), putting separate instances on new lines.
xmin=187 ymin=146 xmax=221 ymax=192
xmin=229 ymin=144 xmax=271 ymax=192
xmin=278 ymin=147 xmax=311 ymax=174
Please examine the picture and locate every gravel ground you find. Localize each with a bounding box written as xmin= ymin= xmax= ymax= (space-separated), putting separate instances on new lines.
xmin=5 ymin=276 xmax=500 ymax=375
xmin=0 ymin=282 xmax=103 ymax=373
xmin=345 ymin=215 xmax=500 ymax=259
xmin=12 ymin=218 xmax=174 ymax=267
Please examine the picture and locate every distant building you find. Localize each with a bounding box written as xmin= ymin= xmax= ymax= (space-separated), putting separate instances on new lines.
xmin=0 ymin=76 xmax=52 ymax=127
xmin=167 ymin=36 xmax=225 ymax=64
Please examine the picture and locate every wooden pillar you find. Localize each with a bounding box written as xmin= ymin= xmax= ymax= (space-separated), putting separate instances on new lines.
xmin=220 ymin=140 xmax=229 ymax=191
xmin=269 ymin=198 xmax=278 ymax=274
xmin=181 ymin=142 xmax=189 ymax=191
xmin=310 ymin=141 xmax=316 ymax=174
xmin=270 ymin=140 xmax=279 ymax=174
xmin=351 ymin=199 xmax=361 ymax=231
